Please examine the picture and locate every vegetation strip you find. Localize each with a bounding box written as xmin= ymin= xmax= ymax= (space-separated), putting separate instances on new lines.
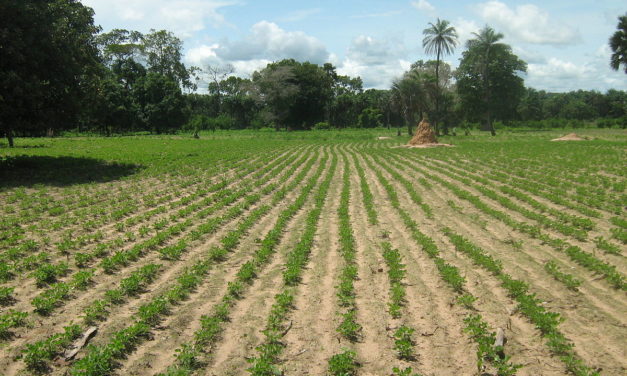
xmin=328 ymin=156 xmax=361 ymax=375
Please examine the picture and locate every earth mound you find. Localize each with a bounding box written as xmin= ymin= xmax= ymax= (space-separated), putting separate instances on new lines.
xmin=398 ymin=117 xmax=453 ymax=148
xmin=551 ymin=133 xmax=588 ymax=141
xmin=408 ymin=118 xmax=437 ymax=145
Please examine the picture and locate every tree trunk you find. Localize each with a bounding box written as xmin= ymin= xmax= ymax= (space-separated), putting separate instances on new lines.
xmin=7 ymin=129 xmax=14 ymax=148
xmin=434 ymin=48 xmax=441 ymax=136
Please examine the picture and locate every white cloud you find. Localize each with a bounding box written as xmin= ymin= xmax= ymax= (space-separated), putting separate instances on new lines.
xmin=411 ymin=0 xmax=436 ymax=15
xmin=529 ymin=58 xmax=588 ymax=80
xmin=513 ymin=46 xmax=546 ymax=64
xmin=184 ymin=21 xmax=330 ymax=85
xmin=229 ymin=59 xmax=272 ymax=78
xmin=216 ymin=21 xmax=329 ymax=64
xmin=474 ymin=1 xmax=580 ymax=45
xmin=82 ymin=0 xmax=236 ymax=38
xmin=525 ymin=53 xmax=624 ymax=92
xmin=337 ymin=35 xmax=408 ymax=89
xmin=186 ymin=44 xmax=220 ymax=66
xmin=453 ymin=18 xmax=480 ymax=46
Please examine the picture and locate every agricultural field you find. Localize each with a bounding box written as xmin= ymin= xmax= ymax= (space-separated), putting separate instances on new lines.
xmin=0 ymin=129 xmax=625 ymax=376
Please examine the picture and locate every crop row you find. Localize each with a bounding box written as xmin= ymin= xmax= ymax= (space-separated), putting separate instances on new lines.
xmin=444 ymin=229 xmax=599 ymax=376
xmin=247 ymin=155 xmax=337 ymax=375
xmin=385 ymin=151 xmax=626 ymax=290
xmin=328 ymin=157 xmax=362 ymax=375
xmin=57 ymin=152 xmax=321 ymax=376
xmin=363 ymin=153 xmax=521 ymax=375
xmin=468 ymin=157 xmax=624 ymax=215
xmin=380 ymin=242 xmax=421 ymax=376
xmin=12 ymin=151 xmax=302 ymax=319
xmin=418 ymin=158 xmax=590 ymax=240
xmin=0 ymin=151 xmax=280 ymax=288
xmin=10 ymin=152 xmax=316 ymax=372
xmin=158 ymin=153 xmax=329 ymax=375
xmin=23 ymin=150 xmax=310 ymax=333
xmin=427 ymin=158 xmax=596 ymax=231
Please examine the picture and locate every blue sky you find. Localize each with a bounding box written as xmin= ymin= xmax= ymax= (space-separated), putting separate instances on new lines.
xmin=81 ymin=0 xmax=626 ymax=92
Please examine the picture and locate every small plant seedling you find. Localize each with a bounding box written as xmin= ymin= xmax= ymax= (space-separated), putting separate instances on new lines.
xmin=393 ymin=326 xmax=415 ymax=360
xmin=457 ymin=293 xmax=477 ymax=310
xmin=328 ymin=349 xmax=358 ymax=376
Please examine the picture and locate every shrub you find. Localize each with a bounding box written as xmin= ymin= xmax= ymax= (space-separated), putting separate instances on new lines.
xmin=313 ymin=121 xmax=331 ymax=130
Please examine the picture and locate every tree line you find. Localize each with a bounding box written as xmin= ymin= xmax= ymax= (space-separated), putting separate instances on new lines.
xmin=1 ymin=1 xmax=626 ymax=146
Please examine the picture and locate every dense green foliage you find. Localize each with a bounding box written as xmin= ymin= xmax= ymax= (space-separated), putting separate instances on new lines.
xmin=0 ymin=0 xmax=101 ymax=146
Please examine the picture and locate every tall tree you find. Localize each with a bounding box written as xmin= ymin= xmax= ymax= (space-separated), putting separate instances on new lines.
xmin=609 ymin=13 xmax=627 ymax=73
xmin=251 ymin=64 xmax=299 ymax=130
xmin=0 ymin=0 xmax=101 ymax=146
xmin=457 ymin=26 xmax=526 ymax=135
xmin=143 ymin=29 xmax=196 ymax=90
xmin=422 ymin=18 xmax=458 ymax=134
xmin=133 ymin=73 xmax=187 ymax=134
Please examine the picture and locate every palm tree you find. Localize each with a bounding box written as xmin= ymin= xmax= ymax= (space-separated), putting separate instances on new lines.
xmin=422 ymin=18 xmax=458 ymax=134
xmin=609 ymin=13 xmax=627 ymax=73
xmin=466 ymin=26 xmax=506 ymax=136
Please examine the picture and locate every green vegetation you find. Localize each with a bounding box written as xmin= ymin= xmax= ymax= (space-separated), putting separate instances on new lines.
xmin=0 ymin=128 xmax=623 ymax=376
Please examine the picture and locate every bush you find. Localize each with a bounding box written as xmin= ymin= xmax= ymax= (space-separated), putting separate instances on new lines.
xmin=358 ymin=108 xmax=383 ymax=128
xmin=186 ymin=114 xmax=236 ymax=132
xmin=211 ymin=114 xmax=236 ymax=130
xmin=313 ymin=121 xmax=331 ymax=130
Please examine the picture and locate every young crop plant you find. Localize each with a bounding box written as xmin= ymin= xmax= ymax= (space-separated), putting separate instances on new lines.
xmin=328 ymin=349 xmax=359 ymax=376
xmin=463 ymin=314 xmax=522 ymax=376
xmin=393 ymin=325 xmax=416 ymax=360
xmin=31 ymin=282 xmax=71 ymax=315
xmin=22 ymin=324 xmax=81 ymax=372
xmin=544 ymin=260 xmax=582 ymax=291
xmin=382 ymin=242 xmax=408 ymax=318
xmin=594 ymin=236 xmax=621 ymax=255
xmin=0 ymin=286 xmax=15 ymax=305
xmin=392 ymin=366 xmax=423 ymax=376
xmin=457 ymin=293 xmax=478 ymax=310
xmin=0 ymin=310 xmax=28 ymax=338
xmin=32 ymin=262 xmax=69 ymax=287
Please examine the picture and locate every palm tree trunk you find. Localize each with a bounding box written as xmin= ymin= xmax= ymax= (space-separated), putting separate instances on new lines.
xmin=434 ymin=48 xmax=440 ymax=136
